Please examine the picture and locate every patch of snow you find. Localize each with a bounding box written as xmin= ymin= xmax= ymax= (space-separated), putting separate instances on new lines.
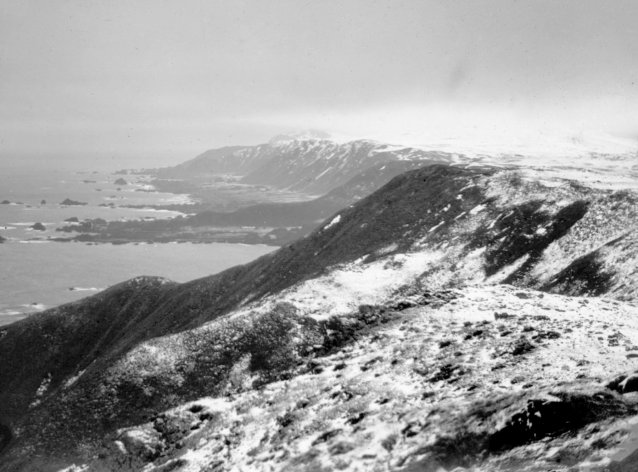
xmin=56 ymin=465 xmax=90 ymax=472
xmin=428 ymin=221 xmax=445 ymax=232
xmin=274 ymin=249 xmax=445 ymax=320
xmin=314 ymin=167 xmax=333 ymax=180
xmin=469 ymin=204 xmax=487 ymax=215
xmin=63 ymin=369 xmax=86 ymax=389
xmin=29 ymin=373 xmax=52 ymax=408
xmin=323 ymin=214 xmax=341 ymax=230
xmin=375 ymin=243 xmax=398 ymax=256
xmin=21 ymin=303 xmax=46 ymax=310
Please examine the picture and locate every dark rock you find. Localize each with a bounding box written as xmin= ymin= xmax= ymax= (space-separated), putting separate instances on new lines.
xmin=360 ymin=356 xmax=382 ymax=371
xmin=412 ymin=390 xmax=633 ymax=472
xmin=512 ymin=337 xmax=535 ymax=356
xmin=532 ymin=330 xmax=561 ymax=341
xmin=276 ymin=411 xmax=296 ymax=428
xmin=391 ymin=300 xmax=416 ymax=311
xmin=295 ymin=399 xmax=310 ymax=409
xmin=401 ymin=422 xmax=421 ymax=438
xmin=430 ymin=364 xmax=459 ymax=382
xmin=347 ymin=412 xmax=367 ymax=425
xmin=607 ymin=374 xmax=638 ymax=394
xmin=30 ymin=222 xmax=46 ymax=231
xmin=312 ymin=429 xmax=342 ymax=446
xmin=488 ymin=391 xmax=633 ymax=452
xmin=40 ymin=200 xmax=46 ymax=205
xmin=64 ymin=217 xmax=80 ymax=222
xmin=0 ymin=200 xmax=10 ymax=204
xmin=114 ymin=178 xmax=128 ymax=185
xmin=306 ymin=360 xmax=324 ymax=374
xmin=381 ymin=434 xmax=398 ymax=452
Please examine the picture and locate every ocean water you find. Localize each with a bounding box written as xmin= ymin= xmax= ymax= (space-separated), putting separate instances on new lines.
xmin=0 ymin=156 xmax=275 ymax=326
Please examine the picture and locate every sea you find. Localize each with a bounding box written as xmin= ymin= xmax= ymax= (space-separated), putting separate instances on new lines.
xmin=0 ymin=154 xmax=275 ymax=326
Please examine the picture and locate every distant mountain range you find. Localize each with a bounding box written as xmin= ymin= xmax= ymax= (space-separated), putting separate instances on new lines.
xmin=2 ymin=162 xmax=638 ymax=471
xmin=154 ymin=137 xmax=455 ymax=195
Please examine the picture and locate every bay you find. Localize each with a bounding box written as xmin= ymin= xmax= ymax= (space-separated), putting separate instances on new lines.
xmin=0 ymin=155 xmax=275 ymax=326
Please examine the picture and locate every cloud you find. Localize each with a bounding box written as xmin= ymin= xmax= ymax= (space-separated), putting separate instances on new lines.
xmin=1 ymin=0 xmax=638 ymax=162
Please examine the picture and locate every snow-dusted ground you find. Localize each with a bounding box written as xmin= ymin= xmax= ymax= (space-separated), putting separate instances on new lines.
xmin=97 ymin=285 xmax=638 ymax=472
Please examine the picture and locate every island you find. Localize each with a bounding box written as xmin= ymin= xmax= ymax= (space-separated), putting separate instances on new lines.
xmin=60 ymin=198 xmax=88 ymax=206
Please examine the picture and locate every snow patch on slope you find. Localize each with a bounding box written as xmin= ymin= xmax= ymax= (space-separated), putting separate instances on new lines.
xmin=274 ymin=249 xmax=445 ymax=320
xmin=323 ymin=214 xmax=341 ymax=230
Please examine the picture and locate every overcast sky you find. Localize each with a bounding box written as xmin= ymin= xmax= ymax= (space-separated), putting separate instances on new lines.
xmin=2 ymin=0 xmax=638 ymax=164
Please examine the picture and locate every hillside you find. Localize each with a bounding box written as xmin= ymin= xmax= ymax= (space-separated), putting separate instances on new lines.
xmin=1 ymin=164 xmax=638 ymax=471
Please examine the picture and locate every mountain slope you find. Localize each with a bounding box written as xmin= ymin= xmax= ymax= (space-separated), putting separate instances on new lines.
xmin=1 ymin=164 xmax=638 ymax=470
